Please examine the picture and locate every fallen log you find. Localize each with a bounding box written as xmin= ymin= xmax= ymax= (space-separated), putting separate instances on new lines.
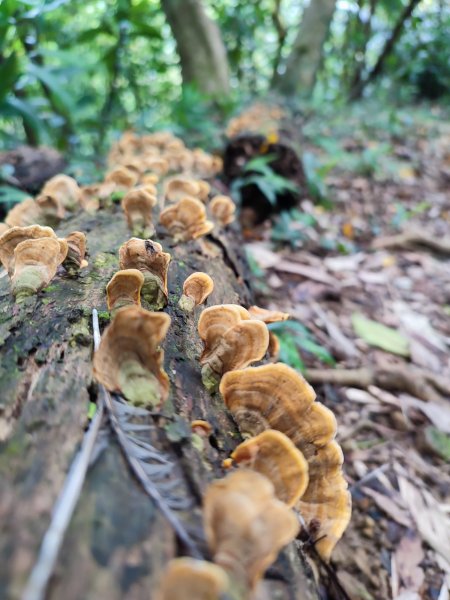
xmin=0 ymin=200 xmax=318 ymax=599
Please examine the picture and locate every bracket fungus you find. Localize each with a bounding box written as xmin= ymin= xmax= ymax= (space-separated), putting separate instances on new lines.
xmin=38 ymin=174 xmax=81 ymax=211
xmin=106 ymin=269 xmax=145 ymax=314
xmin=203 ymin=469 xmax=299 ymax=591
xmin=248 ymin=305 xmax=290 ymax=361
xmin=178 ymin=272 xmax=214 ymax=312
xmin=164 ymin=177 xmax=200 ymax=202
xmin=230 ymin=429 xmax=309 ymax=508
xmin=209 ymin=195 xmax=236 ymax=227
xmin=93 ymin=306 xmax=170 ymax=407
xmin=104 ymin=166 xmax=138 ymax=194
xmin=158 ymin=558 xmax=229 ymax=600
xmin=159 ymin=197 xmax=214 ymax=242
xmin=197 ymin=304 xmax=269 ymax=392
xmin=121 ymin=188 xmax=157 ymax=236
xmin=119 ymin=238 xmax=171 ymax=310
xmin=220 ymin=363 xmax=351 ymax=561
xmin=11 ymin=237 xmax=68 ymax=301
xmin=5 ymin=198 xmax=41 ymax=227
xmin=63 ymin=231 xmax=87 ymax=273
xmin=0 ymin=225 xmax=57 ymax=276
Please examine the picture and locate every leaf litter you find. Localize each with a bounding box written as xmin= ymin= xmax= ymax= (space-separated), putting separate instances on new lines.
xmin=245 ymin=112 xmax=450 ymax=599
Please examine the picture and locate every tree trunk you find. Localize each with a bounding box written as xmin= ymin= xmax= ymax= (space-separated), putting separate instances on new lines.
xmin=0 ymin=204 xmax=318 ymax=599
xmin=161 ymin=0 xmax=230 ymax=98
xmin=274 ymin=0 xmax=336 ymax=97
xmin=350 ymin=0 xmax=420 ymax=99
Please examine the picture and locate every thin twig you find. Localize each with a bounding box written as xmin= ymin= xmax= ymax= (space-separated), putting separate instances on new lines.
xmin=22 ymin=309 xmax=104 ymax=600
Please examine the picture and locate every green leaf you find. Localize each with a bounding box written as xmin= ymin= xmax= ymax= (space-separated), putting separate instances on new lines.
xmin=1 ymin=96 xmax=44 ymax=143
xmin=0 ymin=185 xmax=29 ymax=209
xmin=26 ymin=62 xmax=75 ymax=120
xmin=278 ymin=334 xmax=305 ymax=372
xmin=0 ymin=53 xmax=20 ymax=103
xmin=352 ymin=313 xmax=410 ymax=357
xmin=425 ymin=427 xmax=450 ymax=461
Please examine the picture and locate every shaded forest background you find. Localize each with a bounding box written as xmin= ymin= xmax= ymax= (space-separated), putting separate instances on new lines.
xmin=0 ymin=0 xmax=449 ymax=171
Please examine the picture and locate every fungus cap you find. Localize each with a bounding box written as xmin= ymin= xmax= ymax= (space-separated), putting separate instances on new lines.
xmin=164 ymin=177 xmax=199 ymax=202
xmin=179 ymin=272 xmax=214 ymax=312
xmin=143 ymin=157 xmax=169 ymax=176
xmin=0 ymin=225 xmax=57 ymax=276
xmin=93 ymin=305 xmax=170 ymax=407
xmin=209 ymin=195 xmax=236 ymax=226
xmin=106 ymin=269 xmax=145 ymax=313
xmin=39 ymin=174 xmax=81 ymax=211
xmin=11 ymin=237 xmax=68 ymax=300
xmin=158 ymin=558 xmax=229 ymax=600
xmin=231 ymin=429 xmax=309 ymax=507
xmin=105 ymin=166 xmax=138 ymax=190
xmin=64 ymin=231 xmax=87 ymax=271
xmin=248 ymin=305 xmax=289 ymax=323
xmin=191 ymin=420 xmax=213 ymax=436
xmin=5 ymin=198 xmax=41 ymax=227
xmin=119 ymin=238 xmax=171 ymax=310
xmin=159 ymin=197 xmax=213 ymax=242
xmin=220 ymin=363 xmax=351 ymax=560
xmin=121 ymin=188 xmax=157 ymax=234
xmin=203 ymin=469 xmax=299 ymax=590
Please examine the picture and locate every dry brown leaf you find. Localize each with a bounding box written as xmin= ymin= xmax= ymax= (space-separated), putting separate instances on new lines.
xmin=274 ymin=260 xmax=339 ymax=286
xmin=361 ymin=486 xmax=413 ymax=528
xmin=398 ymin=476 xmax=450 ymax=573
xmin=392 ymin=532 xmax=424 ymax=598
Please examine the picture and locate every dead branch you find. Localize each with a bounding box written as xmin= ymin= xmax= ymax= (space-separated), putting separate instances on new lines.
xmin=372 ymin=229 xmax=450 ymax=254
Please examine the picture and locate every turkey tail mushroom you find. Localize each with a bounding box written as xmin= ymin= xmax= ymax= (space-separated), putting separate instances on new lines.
xmin=178 ymin=272 xmax=214 ymax=312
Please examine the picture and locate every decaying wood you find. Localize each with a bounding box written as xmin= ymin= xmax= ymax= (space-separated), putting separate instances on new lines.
xmin=0 ymin=204 xmax=318 ymax=600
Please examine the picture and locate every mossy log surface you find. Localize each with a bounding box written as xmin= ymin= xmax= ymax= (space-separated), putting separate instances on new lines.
xmin=0 ymin=205 xmax=318 ymax=600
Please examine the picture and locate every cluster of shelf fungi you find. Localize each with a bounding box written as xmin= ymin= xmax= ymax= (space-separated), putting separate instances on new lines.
xmin=0 ymin=128 xmax=351 ymax=600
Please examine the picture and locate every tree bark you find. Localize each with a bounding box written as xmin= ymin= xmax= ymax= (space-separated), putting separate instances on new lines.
xmin=350 ymin=0 xmax=421 ymax=99
xmin=274 ymin=0 xmax=336 ymax=97
xmin=161 ymin=0 xmax=230 ymax=98
xmin=0 ymin=204 xmax=318 ymax=599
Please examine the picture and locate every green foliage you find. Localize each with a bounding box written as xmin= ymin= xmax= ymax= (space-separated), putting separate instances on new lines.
xmin=351 ymin=313 xmax=410 ymax=357
xmin=268 ymin=320 xmax=335 ymax=372
xmin=271 ymin=209 xmax=317 ymax=248
xmin=231 ymin=155 xmax=298 ymax=207
xmin=425 ymin=427 xmax=450 ymax=461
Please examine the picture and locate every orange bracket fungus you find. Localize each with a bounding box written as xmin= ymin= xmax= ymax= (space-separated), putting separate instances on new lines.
xmin=197 ymin=304 xmax=269 ymax=392
xmin=209 ymin=195 xmax=236 ymax=227
xmin=11 ymin=237 xmax=68 ymax=301
xmin=37 ymin=174 xmax=81 ymax=212
xmin=248 ymin=305 xmax=290 ymax=361
xmin=119 ymin=238 xmax=171 ymax=310
xmin=93 ymin=305 xmax=170 ymax=407
xmin=0 ymin=225 xmax=57 ymax=276
xmin=203 ymin=469 xmax=299 ymax=592
xmin=230 ymin=429 xmax=309 ymax=508
xmin=121 ymin=188 xmax=157 ymax=236
xmin=63 ymin=231 xmax=87 ymax=273
xmin=178 ymin=272 xmax=214 ymax=312
xmin=157 ymin=558 xmax=229 ymax=600
xmin=164 ymin=177 xmax=200 ymax=202
xmin=220 ymin=363 xmax=351 ymax=561
xmin=106 ymin=269 xmax=145 ymax=315
xmin=159 ymin=197 xmax=214 ymax=242
xmin=104 ymin=166 xmax=138 ymax=197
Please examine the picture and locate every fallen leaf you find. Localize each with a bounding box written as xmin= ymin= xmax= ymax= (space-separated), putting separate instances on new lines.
xmin=392 ymin=531 xmax=424 ymax=597
xmin=275 ymin=260 xmax=340 ymax=286
xmin=398 ymin=476 xmax=450 ymax=571
xmin=425 ymin=427 xmax=450 ymax=461
xmin=361 ymin=486 xmax=413 ymax=528
xmin=352 ymin=313 xmax=410 ymax=357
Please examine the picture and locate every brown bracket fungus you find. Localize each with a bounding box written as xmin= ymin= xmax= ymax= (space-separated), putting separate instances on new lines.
xmin=157 ymin=558 xmax=229 ymax=600
xmin=93 ymin=305 xmax=170 ymax=408
xmin=178 ymin=272 xmax=214 ymax=312
xmin=248 ymin=305 xmax=290 ymax=362
xmin=119 ymin=238 xmax=171 ymax=310
xmin=197 ymin=304 xmax=269 ymax=392
xmin=38 ymin=174 xmax=81 ymax=212
xmin=35 ymin=194 xmax=66 ymax=226
xmin=143 ymin=157 xmax=169 ymax=177
xmin=0 ymin=225 xmax=57 ymax=276
xmin=106 ymin=269 xmax=145 ymax=315
xmin=230 ymin=429 xmax=309 ymax=508
xmin=220 ymin=363 xmax=351 ymax=561
xmin=203 ymin=469 xmax=299 ymax=592
xmin=209 ymin=195 xmax=236 ymax=227
xmin=164 ymin=177 xmax=200 ymax=202
xmin=11 ymin=237 xmax=68 ymax=301
xmin=121 ymin=188 xmax=157 ymax=237
xmin=159 ymin=197 xmax=214 ymax=242
xmin=63 ymin=231 xmax=87 ymax=273
xmin=5 ymin=198 xmax=41 ymax=227
xmin=104 ymin=166 xmax=138 ymax=195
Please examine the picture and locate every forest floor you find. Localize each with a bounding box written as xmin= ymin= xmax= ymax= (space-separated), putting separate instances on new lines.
xmin=243 ymin=104 xmax=450 ymax=600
